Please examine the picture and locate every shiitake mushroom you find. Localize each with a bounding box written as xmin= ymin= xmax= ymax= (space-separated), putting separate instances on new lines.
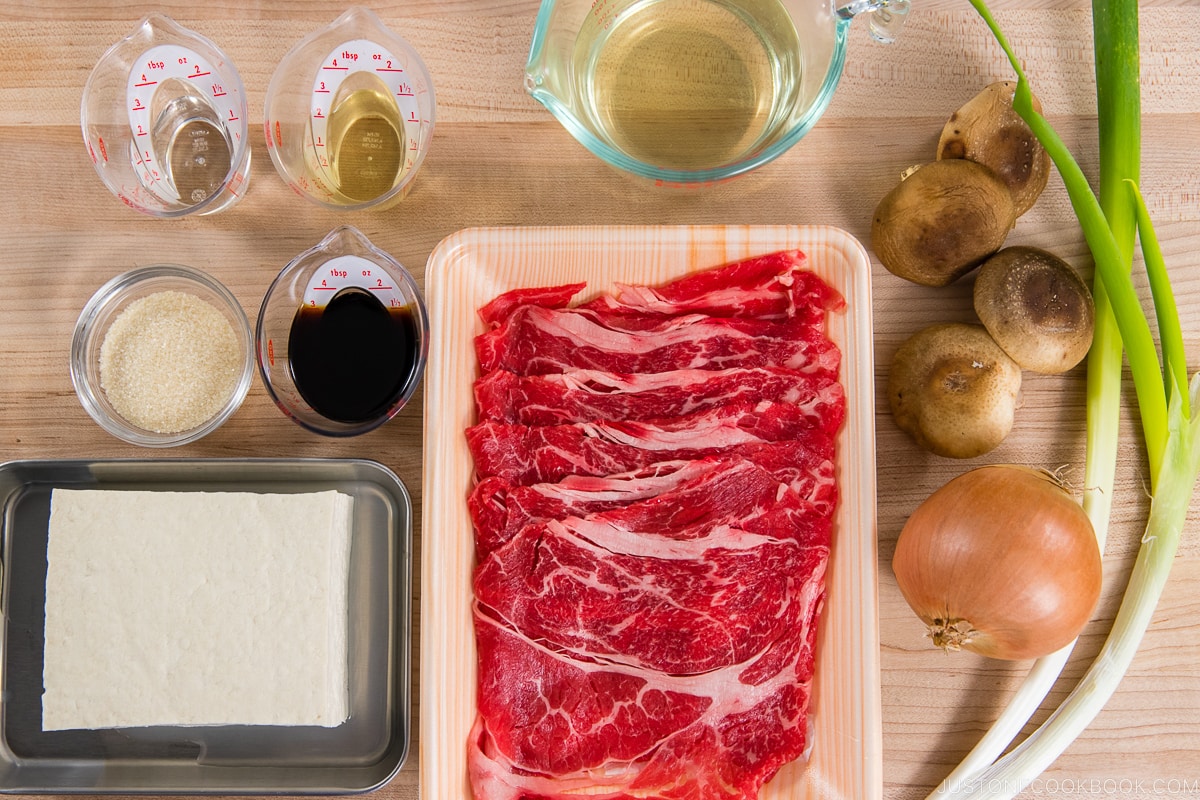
xmin=937 ymin=81 xmax=1051 ymax=218
xmin=888 ymin=323 xmax=1023 ymax=459
xmin=871 ymin=160 xmax=1017 ymax=287
xmin=974 ymin=246 xmax=1095 ymax=373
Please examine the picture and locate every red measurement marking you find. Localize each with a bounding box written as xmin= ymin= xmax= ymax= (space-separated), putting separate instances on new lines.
xmin=212 ymin=91 xmax=227 ymax=97
xmin=323 ymin=65 xmax=349 ymax=70
xmin=134 ymin=80 xmax=157 ymax=87
xmin=268 ymin=339 xmax=274 ymax=367
xmin=314 ymin=111 xmax=325 ymax=119
xmin=376 ymin=68 xmax=404 ymax=72
xmin=397 ymin=91 xmax=415 ymax=97
xmin=369 ymin=285 xmax=394 ymax=291
xmin=314 ymin=88 xmax=330 ymax=93
xmin=186 ymin=71 xmax=212 ymax=78
xmin=228 ymin=112 xmax=239 ymax=121
xmin=313 ymin=286 xmax=338 ymax=290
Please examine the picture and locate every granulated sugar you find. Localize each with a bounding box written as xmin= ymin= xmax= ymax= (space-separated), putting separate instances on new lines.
xmin=99 ymin=290 xmax=242 ymax=433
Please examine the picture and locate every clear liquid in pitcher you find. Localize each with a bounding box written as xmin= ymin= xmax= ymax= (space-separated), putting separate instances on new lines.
xmin=573 ymin=0 xmax=803 ymax=171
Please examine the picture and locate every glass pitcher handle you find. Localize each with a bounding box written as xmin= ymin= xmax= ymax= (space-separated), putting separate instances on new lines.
xmin=836 ymin=0 xmax=911 ymax=44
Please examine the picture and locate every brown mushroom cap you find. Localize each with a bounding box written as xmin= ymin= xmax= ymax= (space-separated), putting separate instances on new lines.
xmin=888 ymin=323 xmax=1023 ymax=458
xmin=937 ymin=81 xmax=1052 ymax=218
xmin=872 ymin=160 xmax=1017 ymax=287
xmin=974 ymin=246 xmax=1096 ymax=373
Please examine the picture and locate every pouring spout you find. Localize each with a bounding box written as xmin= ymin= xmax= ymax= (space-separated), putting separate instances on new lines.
xmin=835 ymin=0 xmax=910 ymax=43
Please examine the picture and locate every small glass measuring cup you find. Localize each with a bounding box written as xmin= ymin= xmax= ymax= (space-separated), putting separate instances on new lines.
xmin=256 ymin=226 xmax=429 ymax=436
xmin=264 ymin=7 xmax=437 ymax=210
xmin=525 ymin=0 xmax=909 ymax=186
xmin=81 ymin=14 xmax=251 ymax=216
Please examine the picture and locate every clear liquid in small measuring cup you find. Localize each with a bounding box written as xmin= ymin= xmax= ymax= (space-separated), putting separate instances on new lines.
xmin=325 ymin=72 xmax=407 ymax=202
xmin=150 ymin=78 xmax=233 ymax=204
xmin=573 ymin=0 xmax=803 ymax=171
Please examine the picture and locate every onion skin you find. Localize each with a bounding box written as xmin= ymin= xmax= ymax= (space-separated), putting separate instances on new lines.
xmin=892 ymin=465 xmax=1102 ymax=661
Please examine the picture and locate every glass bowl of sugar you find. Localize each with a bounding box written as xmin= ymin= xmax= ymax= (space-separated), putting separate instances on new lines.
xmin=71 ymin=265 xmax=255 ymax=447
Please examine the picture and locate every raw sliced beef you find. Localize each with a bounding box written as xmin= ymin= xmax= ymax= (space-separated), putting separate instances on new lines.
xmin=468 ymin=252 xmax=844 ymax=800
xmin=474 ymin=486 xmax=830 ymax=673
xmin=471 ymin=615 xmax=714 ymax=778
xmin=476 ymin=251 xmax=840 ymax=330
xmin=479 ymin=282 xmax=586 ymax=327
xmin=469 ymin=461 xmax=706 ymax=556
xmin=470 ymin=572 xmax=823 ymax=800
xmin=589 ymin=252 xmax=841 ymax=323
xmin=466 ymin=400 xmax=840 ymax=486
xmin=469 ymin=451 xmax=837 ymax=558
xmin=476 ymin=307 xmax=840 ymax=377
xmin=474 ymin=366 xmax=842 ymax=426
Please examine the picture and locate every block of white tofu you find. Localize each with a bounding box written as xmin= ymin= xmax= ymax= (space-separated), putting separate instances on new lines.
xmin=42 ymin=488 xmax=354 ymax=731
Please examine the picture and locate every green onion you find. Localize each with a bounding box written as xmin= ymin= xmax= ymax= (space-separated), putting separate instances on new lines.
xmin=1130 ymin=180 xmax=1190 ymax=420
xmin=929 ymin=1 xmax=1200 ymax=797
xmin=1085 ymin=0 xmax=1138 ymax=544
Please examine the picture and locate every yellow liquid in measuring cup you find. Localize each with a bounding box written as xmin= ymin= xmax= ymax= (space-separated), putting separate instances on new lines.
xmin=150 ymin=78 xmax=234 ymax=205
xmin=574 ymin=0 xmax=803 ymax=172
xmin=325 ymin=72 xmax=407 ymax=202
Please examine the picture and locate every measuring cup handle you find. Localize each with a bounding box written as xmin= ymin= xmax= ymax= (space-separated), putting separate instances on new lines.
xmin=836 ymin=0 xmax=910 ymax=44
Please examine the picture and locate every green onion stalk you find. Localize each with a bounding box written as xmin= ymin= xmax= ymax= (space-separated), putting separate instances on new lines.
xmin=930 ymin=1 xmax=1200 ymax=798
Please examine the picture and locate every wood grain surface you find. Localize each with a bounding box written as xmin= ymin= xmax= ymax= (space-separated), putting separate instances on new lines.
xmin=2 ymin=2 xmax=1199 ymax=799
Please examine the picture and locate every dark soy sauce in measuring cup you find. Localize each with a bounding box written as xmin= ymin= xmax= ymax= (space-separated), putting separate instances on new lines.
xmin=288 ymin=287 xmax=418 ymax=424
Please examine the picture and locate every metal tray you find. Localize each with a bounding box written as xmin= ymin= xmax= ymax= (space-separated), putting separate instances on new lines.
xmin=0 ymin=458 xmax=411 ymax=794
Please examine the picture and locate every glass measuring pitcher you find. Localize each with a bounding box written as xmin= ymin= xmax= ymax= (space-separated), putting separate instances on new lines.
xmin=264 ymin=7 xmax=437 ymax=211
xmin=81 ymin=14 xmax=251 ymax=216
xmin=525 ymin=0 xmax=908 ymax=186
